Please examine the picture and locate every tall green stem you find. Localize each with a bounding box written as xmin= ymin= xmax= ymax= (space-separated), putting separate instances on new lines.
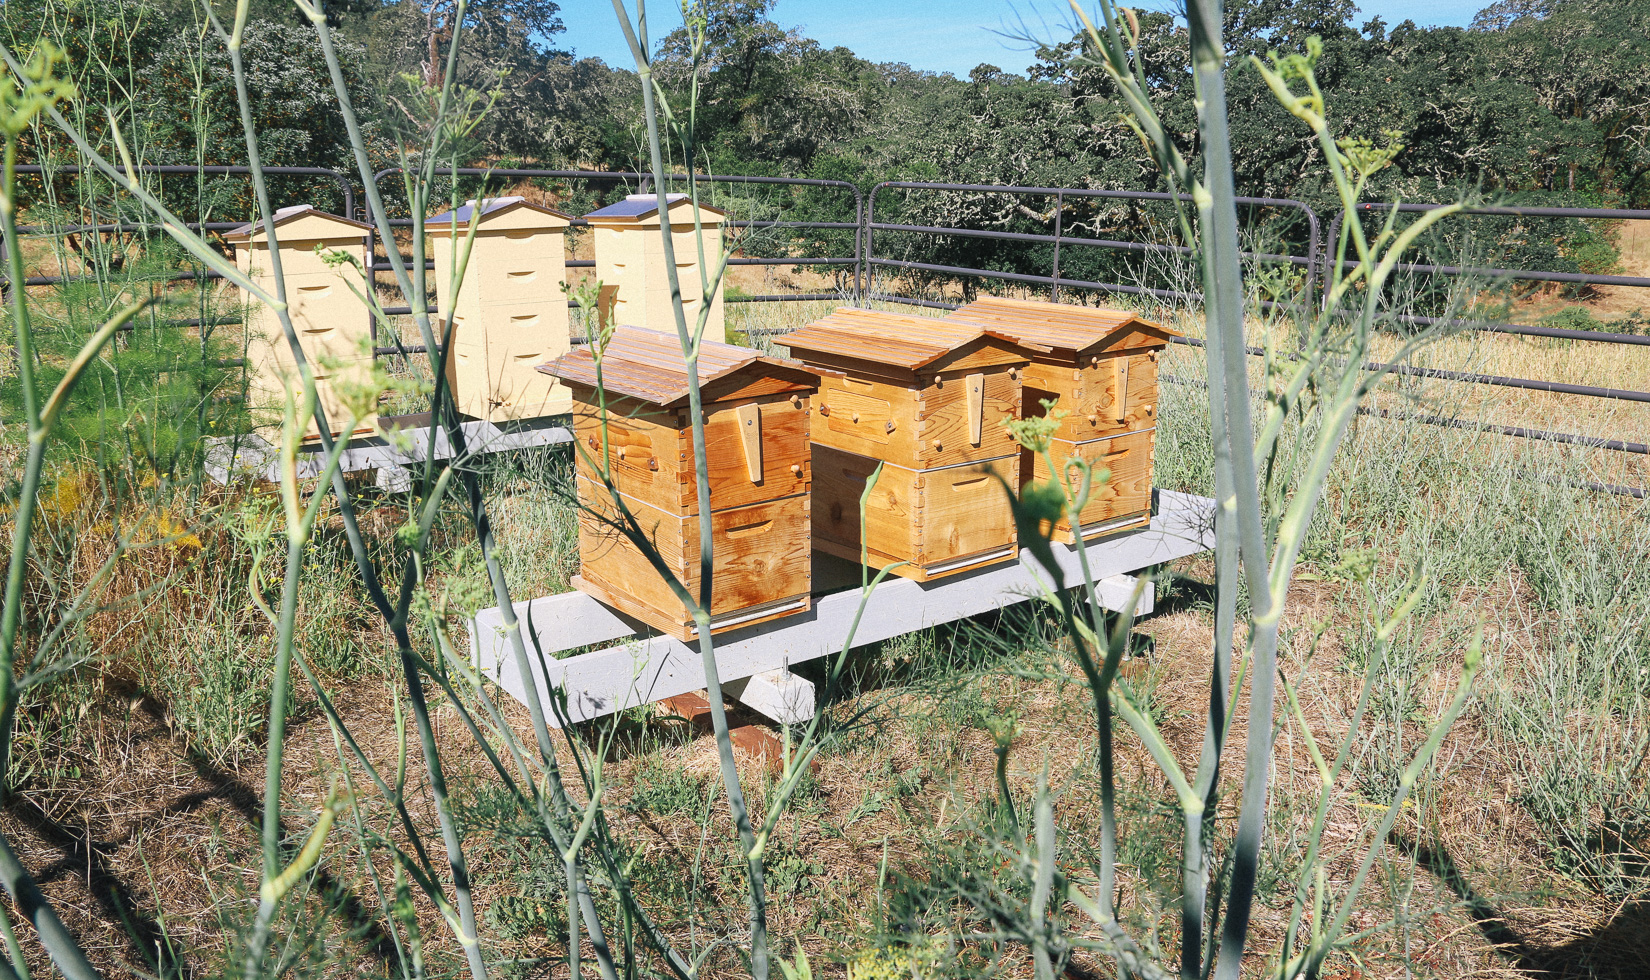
xmin=608 ymin=4 xmax=769 ymax=976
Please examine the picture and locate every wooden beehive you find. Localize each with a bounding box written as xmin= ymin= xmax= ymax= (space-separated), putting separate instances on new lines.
xmin=427 ymin=197 xmax=574 ymax=421
xmin=775 ymin=308 xmax=1036 ymax=582
xmin=540 ymin=326 xmax=824 ymax=640
xmin=584 ymin=194 xmax=726 ymax=338
xmin=227 ymin=205 xmax=377 ymax=439
xmin=946 ymin=296 xmax=1181 ymax=542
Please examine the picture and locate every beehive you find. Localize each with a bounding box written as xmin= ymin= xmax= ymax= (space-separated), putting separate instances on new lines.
xmin=540 ymin=326 xmax=824 ymax=640
xmin=227 ymin=205 xmax=377 ymax=439
xmin=946 ymin=296 xmax=1180 ymax=542
xmin=775 ymin=308 xmax=1036 ymax=582
xmin=428 ymin=197 xmax=574 ymax=421
xmin=584 ymin=194 xmax=726 ymax=338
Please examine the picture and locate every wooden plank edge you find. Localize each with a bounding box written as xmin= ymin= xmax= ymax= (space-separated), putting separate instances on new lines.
xmin=472 ymin=489 xmax=1214 ymax=726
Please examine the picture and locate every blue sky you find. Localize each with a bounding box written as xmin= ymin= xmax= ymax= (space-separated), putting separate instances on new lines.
xmin=562 ymin=1 xmax=1492 ymax=77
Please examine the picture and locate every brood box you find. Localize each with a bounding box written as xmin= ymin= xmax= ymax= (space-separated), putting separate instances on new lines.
xmin=428 ymin=197 xmax=573 ymax=421
xmin=227 ymin=206 xmax=377 ymax=440
xmin=540 ymin=326 xmax=824 ymax=640
xmin=585 ymin=194 xmax=727 ymax=338
xmin=946 ymin=296 xmax=1180 ymax=542
xmin=775 ymin=308 xmax=1036 ymax=582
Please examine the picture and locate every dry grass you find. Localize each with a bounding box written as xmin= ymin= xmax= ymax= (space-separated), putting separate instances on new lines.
xmin=5 ymin=234 xmax=1650 ymax=978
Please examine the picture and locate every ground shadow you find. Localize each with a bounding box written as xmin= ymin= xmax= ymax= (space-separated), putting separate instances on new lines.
xmin=1406 ymin=835 xmax=1650 ymax=979
xmin=10 ymin=677 xmax=405 ymax=976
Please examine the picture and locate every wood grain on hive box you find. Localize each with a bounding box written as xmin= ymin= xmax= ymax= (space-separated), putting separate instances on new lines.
xmin=809 ymin=445 xmax=1018 ymax=581
xmin=945 ymin=296 xmax=1179 ymax=541
xmin=573 ymin=477 xmax=811 ymax=638
xmin=1027 ymin=427 xmax=1156 ymax=542
xmin=569 ymin=390 xmax=812 ymax=516
xmin=946 ymin=296 xmax=1178 ymax=442
xmin=776 ymin=307 xmax=1038 ymax=581
xmin=540 ymin=326 xmax=826 ymax=640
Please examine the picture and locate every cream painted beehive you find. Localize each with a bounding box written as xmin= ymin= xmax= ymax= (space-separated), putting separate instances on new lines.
xmin=227 ymin=205 xmax=376 ymax=440
xmin=428 ymin=197 xmax=574 ymax=421
xmin=585 ymin=194 xmax=726 ymax=337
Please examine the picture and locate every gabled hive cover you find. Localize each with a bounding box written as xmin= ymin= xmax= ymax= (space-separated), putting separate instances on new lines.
xmin=425 ymin=196 xmax=572 ymax=233
xmin=540 ymin=326 xmax=820 ymax=409
xmin=224 ymin=204 xmax=372 ymax=243
xmin=775 ymin=307 xmax=1044 ymax=372
xmin=944 ymin=296 xmax=1181 ymax=358
xmin=582 ymin=193 xmax=727 ymax=226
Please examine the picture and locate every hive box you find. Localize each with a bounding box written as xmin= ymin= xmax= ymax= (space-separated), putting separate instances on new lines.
xmin=946 ymin=296 xmax=1180 ymax=542
xmin=584 ymin=194 xmax=726 ymax=338
xmin=227 ymin=205 xmax=377 ymax=439
xmin=540 ymin=326 xmax=824 ymax=640
xmin=776 ymin=308 xmax=1035 ymax=582
xmin=428 ymin=197 xmax=574 ymax=421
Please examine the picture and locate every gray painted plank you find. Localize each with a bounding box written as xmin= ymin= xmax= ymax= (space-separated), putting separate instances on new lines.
xmin=205 ymin=418 xmax=573 ymax=483
xmin=472 ymin=489 xmax=1215 ymax=726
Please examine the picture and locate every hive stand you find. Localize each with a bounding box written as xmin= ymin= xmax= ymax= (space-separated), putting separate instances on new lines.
xmin=204 ymin=415 xmax=573 ymax=490
xmin=947 ymin=296 xmax=1181 ymax=543
xmin=427 ymin=197 xmax=574 ymax=422
xmin=227 ymin=205 xmax=378 ymax=440
xmin=468 ymin=488 xmax=1216 ymax=728
xmin=776 ymin=308 xmax=1039 ymax=582
xmin=585 ymin=194 xmax=727 ymax=337
xmin=539 ymin=326 xmax=826 ymax=641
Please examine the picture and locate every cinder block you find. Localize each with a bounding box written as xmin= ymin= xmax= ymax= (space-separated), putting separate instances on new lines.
xmin=725 ymin=668 xmax=815 ymax=726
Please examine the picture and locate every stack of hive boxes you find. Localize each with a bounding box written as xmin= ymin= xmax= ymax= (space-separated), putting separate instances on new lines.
xmin=945 ymin=296 xmax=1179 ymax=542
xmin=227 ymin=205 xmax=378 ymax=439
xmin=776 ymin=308 xmax=1034 ymax=582
xmin=584 ymin=194 xmax=727 ymax=338
xmin=427 ymin=197 xmax=575 ymax=421
xmin=540 ymin=326 xmax=825 ymax=640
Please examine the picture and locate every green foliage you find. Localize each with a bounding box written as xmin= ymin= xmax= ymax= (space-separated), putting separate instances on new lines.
xmin=626 ymin=750 xmax=705 ymax=817
xmin=0 ymin=261 xmax=245 ymax=476
xmin=3 ymin=0 xmax=379 ymax=216
xmin=1540 ymin=305 xmax=1608 ymax=332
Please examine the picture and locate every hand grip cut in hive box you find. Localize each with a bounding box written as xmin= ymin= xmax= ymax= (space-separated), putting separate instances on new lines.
xmin=539 ymin=326 xmax=826 ymax=640
xmin=227 ymin=205 xmax=379 ymax=441
xmin=945 ymin=296 xmax=1181 ymax=543
xmin=427 ymin=196 xmax=575 ymax=422
xmin=776 ymin=307 xmax=1040 ymax=582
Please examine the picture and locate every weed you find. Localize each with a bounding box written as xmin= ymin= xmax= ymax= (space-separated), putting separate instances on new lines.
xmin=627 ymin=750 xmax=706 ymax=818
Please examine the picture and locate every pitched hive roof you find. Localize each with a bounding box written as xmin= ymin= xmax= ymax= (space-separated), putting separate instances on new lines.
xmin=583 ymin=193 xmax=726 ymax=223
xmin=775 ymin=307 xmax=1042 ymax=371
xmin=540 ymin=326 xmax=821 ymax=408
xmin=944 ymin=296 xmax=1180 ymax=358
xmin=426 ymin=196 xmax=572 ymax=230
xmin=224 ymin=204 xmax=372 ymax=242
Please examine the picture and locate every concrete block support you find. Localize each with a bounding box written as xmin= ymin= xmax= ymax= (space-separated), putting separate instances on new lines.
xmin=725 ymin=668 xmax=816 ymax=725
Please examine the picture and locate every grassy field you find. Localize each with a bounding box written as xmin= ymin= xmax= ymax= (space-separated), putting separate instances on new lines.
xmin=2 ymin=260 xmax=1650 ymax=979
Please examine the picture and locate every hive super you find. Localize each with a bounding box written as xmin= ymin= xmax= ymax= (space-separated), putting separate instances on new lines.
xmin=232 ymin=195 xmax=1177 ymax=640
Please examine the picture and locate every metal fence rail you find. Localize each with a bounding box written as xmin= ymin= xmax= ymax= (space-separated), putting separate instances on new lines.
xmin=865 ymin=180 xmax=1321 ymax=308
xmin=6 ymin=164 xmax=1650 ymax=494
xmin=0 ymin=164 xmax=355 ymax=297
